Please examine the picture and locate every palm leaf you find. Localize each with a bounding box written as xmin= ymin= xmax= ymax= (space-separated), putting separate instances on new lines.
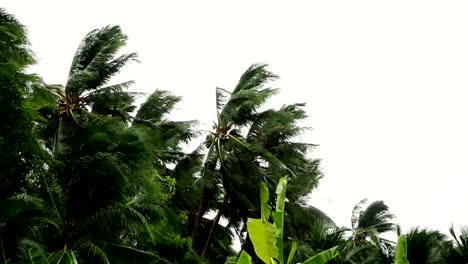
xmin=66 ymin=25 xmax=137 ymax=96
xmin=232 ymin=64 xmax=278 ymax=94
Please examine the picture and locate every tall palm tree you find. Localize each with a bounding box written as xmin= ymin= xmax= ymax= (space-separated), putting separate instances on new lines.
xmin=190 ymin=64 xmax=279 ymax=253
xmin=30 ymin=25 xmax=138 ymax=155
xmin=20 ymin=23 xmax=194 ymax=262
xmin=29 ymin=86 xmax=199 ymax=263
xmin=189 ymin=64 xmax=327 ymax=260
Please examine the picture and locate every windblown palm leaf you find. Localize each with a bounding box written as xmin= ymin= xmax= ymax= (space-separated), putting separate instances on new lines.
xmin=351 ymin=200 xmax=396 ymax=237
xmin=0 ymin=8 xmax=34 ymax=67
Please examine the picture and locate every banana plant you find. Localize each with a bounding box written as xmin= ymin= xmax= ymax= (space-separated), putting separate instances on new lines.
xmin=394 ymin=235 xmax=409 ymax=264
xmin=232 ymin=177 xmax=339 ymax=264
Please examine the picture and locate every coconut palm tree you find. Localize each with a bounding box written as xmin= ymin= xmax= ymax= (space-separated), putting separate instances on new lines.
xmin=189 ymin=64 xmax=328 ymax=261
xmin=405 ymin=227 xmax=448 ymax=264
xmin=30 ymin=85 xmax=201 ymax=263
xmin=30 ymin=25 xmax=139 ymax=155
xmin=190 ymin=64 xmax=280 ymax=253
xmin=19 ymin=18 xmax=202 ymax=262
xmin=337 ymin=199 xmax=396 ymax=264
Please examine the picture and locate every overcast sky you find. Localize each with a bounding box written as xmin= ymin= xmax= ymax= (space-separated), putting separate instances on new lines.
xmin=5 ymin=1 xmax=468 ymax=234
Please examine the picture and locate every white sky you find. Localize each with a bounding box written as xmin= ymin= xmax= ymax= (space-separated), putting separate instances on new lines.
xmin=5 ymin=1 xmax=468 ymax=235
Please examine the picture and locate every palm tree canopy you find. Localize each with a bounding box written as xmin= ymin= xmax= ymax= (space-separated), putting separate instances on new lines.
xmin=351 ymin=199 xmax=396 ymax=234
xmin=406 ymin=227 xmax=448 ymax=264
xmin=66 ymin=25 xmax=137 ymax=97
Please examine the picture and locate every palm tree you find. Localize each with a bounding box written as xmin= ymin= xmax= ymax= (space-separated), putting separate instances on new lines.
xmin=30 ymin=25 xmax=138 ymax=155
xmin=405 ymin=227 xmax=448 ymax=264
xmin=190 ymin=64 xmax=279 ymax=253
xmin=30 ymin=86 xmax=201 ymax=263
xmin=23 ymin=21 xmax=201 ymax=263
xmin=188 ymin=64 xmax=327 ymax=261
xmin=31 ymin=81 xmax=203 ymax=263
xmin=338 ymin=199 xmax=396 ymax=264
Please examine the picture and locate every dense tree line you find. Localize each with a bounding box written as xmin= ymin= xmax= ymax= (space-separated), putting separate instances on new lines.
xmin=1 ymin=9 xmax=467 ymax=263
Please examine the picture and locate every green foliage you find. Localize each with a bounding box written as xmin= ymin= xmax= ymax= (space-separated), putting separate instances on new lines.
xmin=247 ymin=218 xmax=280 ymax=263
xmin=3 ymin=7 xmax=468 ymax=264
xmin=0 ymin=8 xmax=35 ymax=67
xmin=236 ymin=251 xmax=252 ymax=264
xmin=405 ymin=227 xmax=448 ymax=264
xmin=242 ymin=177 xmax=339 ymax=264
xmin=27 ymin=244 xmax=77 ymax=264
xmin=301 ymin=246 xmax=339 ymax=264
xmin=394 ymin=236 xmax=409 ymax=264
xmin=446 ymin=225 xmax=468 ymax=262
xmin=246 ymin=178 xmax=283 ymax=264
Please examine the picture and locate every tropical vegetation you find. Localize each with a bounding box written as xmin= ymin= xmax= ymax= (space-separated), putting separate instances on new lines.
xmin=0 ymin=8 xmax=466 ymax=263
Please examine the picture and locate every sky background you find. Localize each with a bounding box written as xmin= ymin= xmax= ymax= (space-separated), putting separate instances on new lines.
xmin=5 ymin=1 xmax=468 ymax=235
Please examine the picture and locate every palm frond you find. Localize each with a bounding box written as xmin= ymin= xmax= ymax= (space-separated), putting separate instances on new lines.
xmin=66 ymin=25 xmax=138 ymax=96
xmin=216 ymin=87 xmax=231 ymax=117
xmin=351 ymin=199 xmax=368 ymax=230
xmin=82 ymin=80 xmax=136 ymax=97
xmin=0 ymin=8 xmax=35 ymax=67
xmin=357 ymin=201 xmax=395 ymax=233
xmin=19 ymin=238 xmax=48 ymax=264
xmin=0 ymin=194 xmax=43 ymax=226
xmin=247 ymin=103 xmax=309 ymax=146
xmin=220 ymin=88 xmax=279 ymax=126
xmin=135 ymin=90 xmax=182 ymax=122
xmin=76 ymin=240 xmax=110 ymax=264
xmin=232 ymin=63 xmax=278 ymax=94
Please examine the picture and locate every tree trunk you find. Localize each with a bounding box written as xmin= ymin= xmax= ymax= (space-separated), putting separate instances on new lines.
xmin=191 ymin=188 xmax=211 ymax=249
xmin=202 ymin=195 xmax=229 ymax=257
